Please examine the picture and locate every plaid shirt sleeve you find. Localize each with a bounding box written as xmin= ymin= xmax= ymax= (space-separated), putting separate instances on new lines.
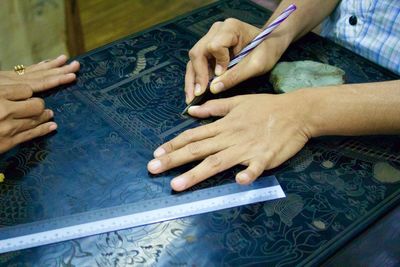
xmin=321 ymin=0 xmax=400 ymax=75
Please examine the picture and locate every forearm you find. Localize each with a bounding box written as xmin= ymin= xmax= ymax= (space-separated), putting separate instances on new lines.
xmin=300 ymin=80 xmax=400 ymax=137
xmin=264 ymin=0 xmax=340 ymax=51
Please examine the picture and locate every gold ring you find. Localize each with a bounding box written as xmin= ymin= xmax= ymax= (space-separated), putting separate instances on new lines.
xmin=14 ymin=64 xmax=25 ymax=75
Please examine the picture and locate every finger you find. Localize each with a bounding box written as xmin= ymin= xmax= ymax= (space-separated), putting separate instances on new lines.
xmin=153 ymin=123 xmax=220 ymax=157
xmin=10 ymin=97 xmax=45 ymax=119
xmin=188 ymin=98 xmax=237 ymax=118
xmin=0 ymin=84 xmax=33 ymax=100
xmin=28 ymin=73 xmax=77 ymax=93
xmin=189 ymin=49 xmax=210 ymax=97
xmin=26 ymin=55 xmax=68 ymax=72
xmin=184 ymin=61 xmax=195 ymax=104
xmin=170 ymin=146 xmax=242 ymax=191
xmin=14 ymin=109 xmax=54 ymax=133
xmin=188 ymin=21 xmax=228 ymax=97
xmin=11 ymin=122 xmax=57 ymax=147
xmin=148 ymin=136 xmax=226 ymax=174
xmin=209 ymin=52 xmax=266 ymax=94
xmin=236 ymin=158 xmax=266 ymax=185
xmin=207 ymin=30 xmax=239 ymax=76
xmin=26 ymin=61 xmax=80 ymax=79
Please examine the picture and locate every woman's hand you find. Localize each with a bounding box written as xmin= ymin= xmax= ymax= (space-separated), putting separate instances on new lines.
xmin=0 ymin=85 xmax=56 ymax=153
xmin=185 ymin=18 xmax=289 ymax=103
xmin=148 ymin=93 xmax=312 ymax=191
xmin=0 ymin=54 xmax=80 ymax=153
xmin=0 ymin=54 xmax=80 ymax=93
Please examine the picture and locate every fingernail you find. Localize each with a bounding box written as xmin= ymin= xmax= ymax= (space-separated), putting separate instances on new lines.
xmin=57 ymin=55 xmax=66 ymax=59
xmin=154 ymin=147 xmax=166 ymax=157
xmin=171 ymin=176 xmax=187 ymax=191
xmin=210 ymin=81 xmax=224 ymax=94
xmin=70 ymin=60 xmax=79 ymax=65
xmin=194 ymin=83 xmax=202 ymax=96
xmin=215 ymin=64 xmax=223 ymax=76
xmin=148 ymin=159 xmax=162 ymax=172
xmin=237 ymin=172 xmax=250 ymax=184
xmin=188 ymin=106 xmax=200 ymax=114
xmin=48 ymin=110 xmax=54 ymax=117
xmin=49 ymin=123 xmax=57 ymax=131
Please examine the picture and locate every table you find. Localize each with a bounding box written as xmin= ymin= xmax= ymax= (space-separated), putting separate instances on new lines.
xmin=1 ymin=0 xmax=399 ymax=266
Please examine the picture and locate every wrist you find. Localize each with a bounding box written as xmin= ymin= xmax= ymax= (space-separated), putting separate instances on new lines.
xmin=291 ymin=88 xmax=328 ymax=139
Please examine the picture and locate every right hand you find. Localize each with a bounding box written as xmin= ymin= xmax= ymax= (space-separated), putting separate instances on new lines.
xmin=0 ymin=84 xmax=57 ymax=153
xmin=185 ymin=18 xmax=286 ymax=103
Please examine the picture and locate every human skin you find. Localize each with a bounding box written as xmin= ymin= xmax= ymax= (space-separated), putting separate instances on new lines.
xmin=0 ymin=55 xmax=80 ymax=153
xmin=148 ymin=0 xmax=400 ymax=191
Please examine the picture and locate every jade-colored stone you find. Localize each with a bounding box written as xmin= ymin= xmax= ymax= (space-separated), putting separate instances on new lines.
xmin=269 ymin=60 xmax=345 ymax=93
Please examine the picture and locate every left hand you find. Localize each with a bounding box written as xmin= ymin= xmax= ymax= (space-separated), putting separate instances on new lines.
xmin=0 ymin=55 xmax=80 ymax=93
xmin=147 ymin=93 xmax=312 ymax=191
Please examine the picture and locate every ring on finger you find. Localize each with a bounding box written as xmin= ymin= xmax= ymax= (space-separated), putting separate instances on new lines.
xmin=14 ymin=64 xmax=25 ymax=75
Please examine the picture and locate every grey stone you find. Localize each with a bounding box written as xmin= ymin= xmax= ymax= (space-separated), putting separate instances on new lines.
xmin=269 ymin=60 xmax=345 ymax=93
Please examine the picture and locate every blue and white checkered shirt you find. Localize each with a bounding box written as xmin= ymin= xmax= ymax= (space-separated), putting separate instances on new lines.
xmin=321 ymin=0 xmax=400 ymax=75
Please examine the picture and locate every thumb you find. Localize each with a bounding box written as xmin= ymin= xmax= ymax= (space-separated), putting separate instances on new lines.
xmin=188 ymin=98 xmax=236 ymax=118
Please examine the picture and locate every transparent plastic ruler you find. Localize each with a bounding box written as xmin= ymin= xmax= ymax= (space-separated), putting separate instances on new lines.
xmin=0 ymin=175 xmax=285 ymax=253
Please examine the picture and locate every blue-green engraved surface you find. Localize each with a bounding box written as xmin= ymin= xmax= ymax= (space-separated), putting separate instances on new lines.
xmin=1 ymin=0 xmax=400 ymax=266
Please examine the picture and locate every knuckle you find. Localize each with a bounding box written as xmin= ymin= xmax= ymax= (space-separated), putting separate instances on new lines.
xmin=203 ymin=124 xmax=216 ymax=136
xmin=250 ymin=58 xmax=267 ymax=75
xmin=19 ymin=84 xmax=33 ymax=98
xmin=163 ymin=142 xmax=175 ymax=153
xmin=227 ymin=70 xmax=240 ymax=85
xmin=181 ymin=130 xmax=194 ymax=143
xmin=211 ymin=21 xmax=222 ymax=29
xmin=39 ymin=78 xmax=50 ymax=89
xmin=1 ymin=138 xmax=14 ymax=151
xmin=161 ymin=154 xmax=172 ymax=166
xmin=187 ymin=142 xmax=202 ymax=156
xmin=38 ymin=125 xmax=50 ymax=136
xmin=30 ymin=118 xmax=39 ymax=127
xmin=204 ymin=99 xmax=218 ymax=109
xmin=32 ymin=98 xmax=45 ymax=112
xmin=224 ymin=18 xmax=238 ymax=25
xmin=0 ymin=105 xmax=9 ymax=120
xmin=24 ymin=129 xmax=35 ymax=140
xmin=0 ymin=87 xmax=11 ymax=99
xmin=263 ymin=150 xmax=277 ymax=168
xmin=188 ymin=48 xmax=199 ymax=60
xmin=186 ymin=171 xmax=198 ymax=184
xmin=0 ymin=125 xmax=11 ymax=136
xmin=204 ymin=155 xmax=222 ymax=169
xmin=207 ymin=42 xmax=220 ymax=53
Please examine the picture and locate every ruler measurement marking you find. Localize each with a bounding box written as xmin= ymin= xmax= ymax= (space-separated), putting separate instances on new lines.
xmin=0 ymin=178 xmax=284 ymax=253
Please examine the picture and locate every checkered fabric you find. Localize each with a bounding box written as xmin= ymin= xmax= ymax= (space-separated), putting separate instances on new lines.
xmin=321 ymin=0 xmax=400 ymax=75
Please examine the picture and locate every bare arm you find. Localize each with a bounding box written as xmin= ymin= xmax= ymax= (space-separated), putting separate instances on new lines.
xmin=265 ymin=0 xmax=340 ymax=43
xmin=302 ymin=80 xmax=400 ymax=137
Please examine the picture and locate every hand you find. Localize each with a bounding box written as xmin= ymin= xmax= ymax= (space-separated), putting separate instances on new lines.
xmin=148 ymin=93 xmax=312 ymax=191
xmin=0 ymin=54 xmax=80 ymax=93
xmin=0 ymin=84 xmax=56 ymax=153
xmin=185 ymin=18 xmax=287 ymax=103
xmin=0 ymin=54 xmax=80 ymax=153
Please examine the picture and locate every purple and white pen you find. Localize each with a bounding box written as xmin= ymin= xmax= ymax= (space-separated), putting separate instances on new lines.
xmin=182 ymin=4 xmax=297 ymax=114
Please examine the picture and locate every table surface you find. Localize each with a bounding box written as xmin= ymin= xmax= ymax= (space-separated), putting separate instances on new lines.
xmin=1 ymin=0 xmax=399 ymax=266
